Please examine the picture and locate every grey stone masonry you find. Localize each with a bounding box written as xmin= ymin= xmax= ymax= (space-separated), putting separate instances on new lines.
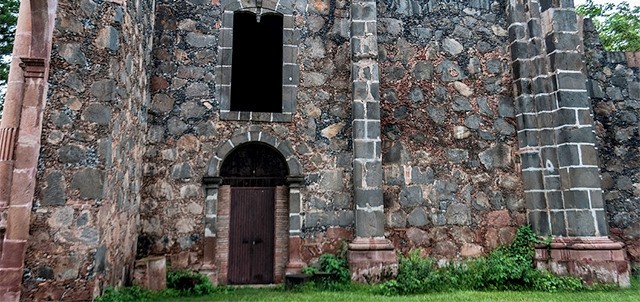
xmin=508 ymin=0 xmax=606 ymax=237
xmin=351 ymin=0 xmax=384 ymax=238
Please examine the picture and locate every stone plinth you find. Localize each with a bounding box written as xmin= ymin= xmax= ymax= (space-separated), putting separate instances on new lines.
xmin=133 ymin=256 xmax=167 ymax=292
xmin=347 ymin=237 xmax=397 ymax=283
xmin=535 ymin=237 xmax=630 ymax=287
xmin=285 ymin=236 xmax=305 ymax=274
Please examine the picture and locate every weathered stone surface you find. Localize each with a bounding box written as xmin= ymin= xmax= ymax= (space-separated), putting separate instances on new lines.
xmin=82 ymin=103 xmax=112 ymax=125
xmin=185 ymin=32 xmax=216 ymax=47
xmin=478 ymin=144 xmax=511 ymax=169
xmin=91 ymin=80 xmax=117 ymax=101
xmin=57 ymin=144 xmax=87 ymax=164
xmin=58 ymin=43 xmax=88 ymax=66
xmin=150 ymin=94 xmax=175 ymax=114
xmin=70 ymin=168 xmax=104 ymax=200
xmin=406 ymin=227 xmax=430 ymax=246
xmin=41 ymin=171 xmax=66 ymax=206
xmin=96 ymin=26 xmax=119 ymax=51
xmin=185 ymin=82 xmax=209 ymax=97
xmin=408 ymin=207 xmax=430 ymax=226
xmin=400 ymin=186 xmax=422 ymax=207
xmin=442 ymin=38 xmax=464 ymax=56
xmin=445 ymin=203 xmax=471 ymax=225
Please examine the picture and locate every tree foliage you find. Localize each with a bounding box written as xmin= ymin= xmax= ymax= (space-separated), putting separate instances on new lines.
xmin=0 ymin=0 xmax=18 ymax=84
xmin=577 ymin=0 xmax=640 ymax=52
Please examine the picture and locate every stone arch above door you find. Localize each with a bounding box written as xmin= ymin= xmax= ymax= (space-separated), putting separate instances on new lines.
xmin=205 ymin=131 xmax=303 ymax=178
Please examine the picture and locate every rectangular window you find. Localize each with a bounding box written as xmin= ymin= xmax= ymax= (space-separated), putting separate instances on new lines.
xmin=230 ymin=11 xmax=283 ymax=113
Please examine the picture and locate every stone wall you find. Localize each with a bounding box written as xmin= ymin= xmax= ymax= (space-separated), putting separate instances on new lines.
xmin=23 ymin=0 xmax=155 ymax=300
xmin=377 ymin=0 xmax=523 ymax=259
xmin=583 ymin=18 xmax=640 ymax=265
xmin=141 ymin=0 xmax=356 ymax=268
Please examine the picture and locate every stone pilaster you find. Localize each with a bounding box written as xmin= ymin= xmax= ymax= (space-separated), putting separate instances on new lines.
xmin=0 ymin=57 xmax=47 ymax=301
xmin=348 ymin=0 xmax=396 ymax=282
xmin=508 ymin=0 xmax=629 ymax=286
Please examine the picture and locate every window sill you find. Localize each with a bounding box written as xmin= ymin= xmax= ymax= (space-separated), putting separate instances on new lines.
xmin=220 ymin=110 xmax=292 ymax=122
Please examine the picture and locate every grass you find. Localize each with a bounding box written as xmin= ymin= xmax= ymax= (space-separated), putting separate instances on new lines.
xmin=163 ymin=278 xmax=640 ymax=302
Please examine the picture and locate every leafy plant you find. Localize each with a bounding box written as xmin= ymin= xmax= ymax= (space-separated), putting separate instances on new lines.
xmin=577 ymin=0 xmax=640 ymax=51
xmin=297 ymin=251 xmax=352 ymax=291
xmin=166 ymin=270 xmax=217 ymax=296
xmin=378 ymin=225 xmax=584 ymax=295
xmin=317 ymin=253 xmax=351 ymax=284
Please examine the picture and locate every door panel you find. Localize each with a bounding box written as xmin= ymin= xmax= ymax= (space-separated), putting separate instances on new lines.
xmin=228 ymin=187 xmax=275 ymax=284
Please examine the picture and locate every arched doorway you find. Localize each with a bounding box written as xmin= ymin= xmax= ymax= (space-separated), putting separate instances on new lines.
xmin=220 ymin=143 xmax=288 ymax=284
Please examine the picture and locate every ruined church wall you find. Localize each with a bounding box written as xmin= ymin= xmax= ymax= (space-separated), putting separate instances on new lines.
xmin=142 ymin=0 xmax=355 ymax=267
xmin=583 ymin=19 xmax=640 ymax=265
xmin=24 ymin=0 xmax=155 ymax=299
xmin=377 ymin=0 xmax=525 ymax=259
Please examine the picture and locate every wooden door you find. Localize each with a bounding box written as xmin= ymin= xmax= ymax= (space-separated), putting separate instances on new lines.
xmin=228 ymin=187 xmax=275 ymax=284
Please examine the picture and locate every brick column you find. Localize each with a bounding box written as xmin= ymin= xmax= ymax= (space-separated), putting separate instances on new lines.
xmin=347 ymin=0 xmax=396 ymax=282
xmin=508 ymin=0 xmax=629 ymax=286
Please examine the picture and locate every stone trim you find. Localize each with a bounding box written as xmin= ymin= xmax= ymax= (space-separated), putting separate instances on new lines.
xmin=202 ymin=130 xmax=303 ymax=282
xmin=205 ymin=131 xmax=302 ymax=178
xmin=217 ymin=1 xmax=298 ymax=122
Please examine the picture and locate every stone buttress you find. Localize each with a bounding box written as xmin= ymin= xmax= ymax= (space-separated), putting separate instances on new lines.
xmin=508 ymin=0 xmax=629 ymax=285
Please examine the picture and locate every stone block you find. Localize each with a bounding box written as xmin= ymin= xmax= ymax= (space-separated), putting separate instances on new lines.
xmin=557 ymin=144 xmax=580 ymax=167
xmin=510 ymin=40 xmax=529 ymax=60
xmin=515 ymin=95 xmax=535 ymax=114
xmin=90 ymin=79 xmax=116 ymax=101
xmin=95 ymin=26 xmax=119 ymax=51
xmin=41 ymin=171 xmax=66 ymax=206
xmin=525 ymin=191 xmax=547 ymax=210
xmin=70 ymin=168 xmax=104 ymax=200
xmin=563 ymin=190 xmax=589 ymax=209
xmin=355 ymin=210 xmax=385 ymax=238
xmin=548 ymin=211 xmax=566 ymax=236
xmin=547 ymin=191 xmax=564 ymax=210
xmin=355 ymin=188 xmax=383 ymax=207
xmin=478 ymin=144 xmax=512 ymax=170
xmin=552 ymin=72 xmax=586 ymax=91
xmin=399 ymin=186 xmax=422 ymax=207
xmin=528 ymin=211 xmax=551 ymax=235
xmin=545 ymin=32 xmax=580 ymax=53
xmin=566 ymin=210 xmax=596 ymax=236
xmin=407 ymin=207 xmax=429 ymax=227
xmin=445 ymin=203 xmax=471 ymax=225
xmin=556 ymin=126 xmax=595 ymax=144
xmin=590 ymin=190 xmax=604 ymax=208
xmin=550 ymin=51 xmax=583 ymax=71
xmin=487 ymin=210 xmax=511 ymax=227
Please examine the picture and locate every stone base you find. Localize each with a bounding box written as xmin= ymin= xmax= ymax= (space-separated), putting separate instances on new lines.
xmin=347 ymin=237 xmax=397 ymax=283
xmin=285 ymin=236 xmax=305 ymax=275
xmin=535 ymin=237 xmax=630 ymax=287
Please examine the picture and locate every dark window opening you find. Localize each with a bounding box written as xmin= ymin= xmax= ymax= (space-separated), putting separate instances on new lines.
xmin=231 ymin=11 xmax=283 ymax=113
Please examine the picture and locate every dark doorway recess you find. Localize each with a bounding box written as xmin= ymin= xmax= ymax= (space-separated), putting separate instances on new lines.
xmin=221 ymin=143 xmax=287 ymax=284
xmin=230 ymin=11 xmax=283 ymax=113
